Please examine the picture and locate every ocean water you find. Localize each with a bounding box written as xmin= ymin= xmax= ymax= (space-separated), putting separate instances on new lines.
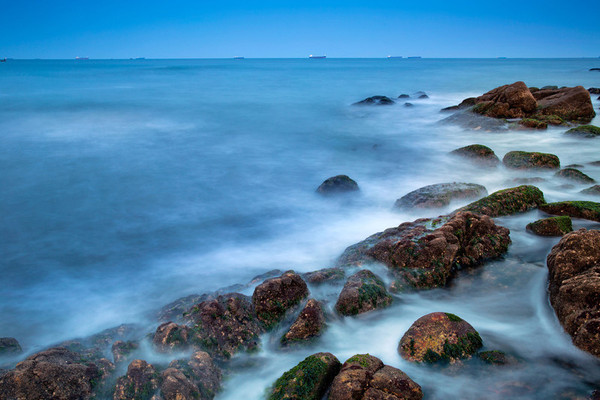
xmin=1 ymin=58 xmax=600 ymax=398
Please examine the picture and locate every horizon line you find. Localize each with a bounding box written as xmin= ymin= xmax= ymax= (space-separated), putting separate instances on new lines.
xmin=2 ymin=56 xmax=600 ymax=61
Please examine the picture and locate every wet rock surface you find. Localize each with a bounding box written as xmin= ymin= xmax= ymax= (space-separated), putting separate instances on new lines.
xmin=353 ymin=96 xmax=395 ymax=106
xmin=502 ymin=151 xmax=560 ymax=170
xmin=555 ymin=168 xmax=596 ymax=184
xmin=440 ymin=108 xmax=508 ymax=131
xmin=459 ymin=185 xmax=546 ymax=217
xmin=0 ymin=338 xmax=22 ymax=356
xmin=534 ymin=86 xmax=595 ymax=122
xmin=252 ymin=271 xmax=309 ymax=328
xmin=547 ymin=229 xmax=600 ymax=357
xmin=398 ymin=312 xmax=483 ymax=363
xmin=153 ymin=322 xmax=192 ymax=353
xmin=394 ymin=182 xmax=487 ymax=210
xmin=316 ymin=175 xmax=360 ymax=195
xmin=526 ymin=216 xmax=573 ymax=236
xmin=581 ymin=185 xmax=600 ymax=196
xmin=471 ymin=81 xmax=537 ymax=119
xmin=161 ymin=351 xmax=221 ymax=400
xmin=281 ymin=299 xmax=326 ymax=346
xmin=539 ymin=201 xmax=600 ymax=222
xmin=114 ymin=359 xmax=160 ymax=400
xmin=335 ymin=270 xmax=392 ymax=316
xmin=450 ymin=144 xmax=500 ymax=166
xmin=112 ymin=340 xmax=139 ymax=365
xmin=565 ymin=125 xmax=600 ymax=138
xmin=303 ymin=267 xmax=345 ymax=284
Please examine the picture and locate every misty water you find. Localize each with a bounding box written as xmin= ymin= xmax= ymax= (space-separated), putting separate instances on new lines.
xmin=1 ymin=58 xmax=600 ymax=398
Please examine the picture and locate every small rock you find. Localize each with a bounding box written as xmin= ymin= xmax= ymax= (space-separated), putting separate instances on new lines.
xmin=518 ymin=118 xmax=548 ymax=129
xmin=112 ymin=340 xmax=139 ymax=364
xmin=404 ymin=102 xmax=414 ymax=107
xmin=281 ymin=299 xmax=326 ymax=346
xmin=440 ymin=108 xmax=508 ymax=131
xmin=555 ymin=168 xmax=596 ymax=184
xmin=581 ymin=185 xmax=600 ymax=196
xmin=450 ymin=144 xmax=500 ymax=166
xmin=565 ymin=125 xmax=600 ymax=138
xmin=590 ymin=68 xmax=600 ymax=72
xmin=502 ymin=151 xmax=560 ymax=170
xmin=398 ymin=312 xmax=483 ymax=363
xmin=459 ymin=185 xmax=545 ymax=217
xmin=153 ymin=322 xmax=191 ymax=353
xmin=335 ymin=270 xmax=392 ymax=316
xmin=565 ymin=164 xmax=585 ymax=169
xmin=526 ymin=216 xmax=573 ymax=236
xmin=414 ymin=91 xmax=428 ymax=98
xmin=539 ymin=201 xmax=600 ymax=222
xmin=589 ymin=88 xmax=600 ymax=94
xmin=418 ymin=94 xmax=429 ymax=99
xmin=113 ymin=359 xmax=160 ymax=400
xmin=303 ymin=267 xmax=345 ymax=284
xmin=353 ymin=96 xmax=395 ymax=106
xmin=477 ymin=350 xmax=519 ymax=366
xmin=316 ymin=175 xmax=360 ymax=195
xmin=252 ymin=271 xmax=309 ymax=328
xmin=394 ymin=182 xmax=488 ymax=209
xmin=510 ymin=177 xmax=546 ymax=185
xmin=398 ymin=94 xmax=410 ymax=99
xmin=0 ymin=338 xmax=22 ymax=356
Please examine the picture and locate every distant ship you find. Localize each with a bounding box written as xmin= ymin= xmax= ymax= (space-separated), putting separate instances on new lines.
xmin=75 ymin=57 xmax=89 ymax=60
xmin=129 ymin=57 xmax=146 ymax=60
xmin=309 ymin=55 xmax=326 ymax=59
xmin=0 ymin=58 xmax=6 ymax=63
xmin=387 ymin=56 xmax=403 ymax=58
xmin=233 ymin=56 xmax=245 ymax=59
xmin=407 ymin=56 xmax=422 ymax=59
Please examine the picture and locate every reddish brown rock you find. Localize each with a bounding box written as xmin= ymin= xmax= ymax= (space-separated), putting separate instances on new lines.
xmin=114 ymin=359 xmax=160 ymax=400
xmin=153 ymin=322 xmax=191 ymax=353
xmin=335 ymin=270 xmax=392 ymax=316
xmin=534 ymin=86 xmax=596 ymax=122
xmin=303 ymin=267 xmax=345 ymax=284
xmin=398 ymin=312 xmax=483 ymax=363
xmin=539 ymin=201 xmax=600 ymax=222
xmin=252 ymin=271 xmax=309 ymax=328
xmin=526 ymin=216 xmax=573 ymax=237
xmin=161 ymin=351 xmax=221 ymax=400
xmin=281 ymin=299 xmax=326 ymax=346
xmin=472 ymin=81 xmax=537 ymax=118
xmin=0 ymin=347 xmax=101 ymax=400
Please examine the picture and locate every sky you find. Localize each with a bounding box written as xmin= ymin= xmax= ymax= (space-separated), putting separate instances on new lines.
xmin=1 ymin=0 xmax=599 ymax=58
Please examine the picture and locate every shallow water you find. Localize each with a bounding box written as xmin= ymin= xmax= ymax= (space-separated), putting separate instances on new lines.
xmin=1 ymin=58 xmax=600 ymax=398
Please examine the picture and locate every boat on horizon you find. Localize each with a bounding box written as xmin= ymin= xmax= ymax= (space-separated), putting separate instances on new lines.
xmin=75 ymin=57 xmax=89 ymax=60
xmin=233 ymin=56 xmax=245 ymax=59
xmin=0 ymin=58 xmax=6 ymax=62
xmin=387 ymin=56 xmax=403 ymax=58
xmin=309 ymin=55 xmax=326 ymax=59
xmin=407 ymin=56 xmax=422 ymax=59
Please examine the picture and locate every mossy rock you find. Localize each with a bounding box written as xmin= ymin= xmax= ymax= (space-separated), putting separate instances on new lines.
xmin=518 ymin=118 xmax=547 ymax=129
xmin=268 ymin=352 xmax=341 ymax=400
xmin=477 ymin=350 xmax=519 ymax=366
xmin=555 ymin=168 xmax=596 ymax=184
xmin=458 ymin=185 xmax=545 ymax=217
xmin=564 ymin=125 xmax=600 ymax=138
xmin=335 ymin=270 xmax=392 ymax=316
xmin=526 ymin=216 xmax=573 ymax=236
xmin=280 ymin=299 xmax=326 ymax=347
xmin=450 ymin=144 xmax=500 ymax=167
xmin=502 ymin=151 xmax=560 ymax=170
xmin=539 ymin=201 xmax=600 ymax=222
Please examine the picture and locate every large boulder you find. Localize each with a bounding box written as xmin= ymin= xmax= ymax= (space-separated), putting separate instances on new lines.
xmin=336 ymin=211 xmax=510 ymax=290
xmin=547 ymin=229 xmax=600 ymax=357
xmin=252 ymin=271 xmax=309 ymax=329
xmin=539 ymin=201 xmax=600 ymax=222
xmin=394 ymin=182 xmax=487 ymax=209
xmin=268 ymin=352 xmax=341 ymax=400
xmin=554 ymin=168 xmax=596 ymax=184
xmin=533 ymin=86 xmax=595 ymax=122
xmin=114 ymin=359 xmax=160 ymax=400
xmin=398 ymin=312 xmax=483 ymax=363
xmin=316 ymin=175 xmax=360 ymax=195
xmin=458 ymin=185 xmax=545 ymax=217
xmin=565 ymin=125 xmax=600 ymax=138
xmin=502 ymin=151 xmax=560 ymax=170
xmin=328 ymin=354 xmax=423 ymax=400
xmin=0 ymin=347 xmax=101 ymax=400
xmin=526 ymin=216 xmax=573 ymax=236
xmin=184 ymin=293 xmax=264 ymax=360
xmin=161 ymin=351 xmax=221 ymax=400
xmin=449 ymin=144 xmax=500 ymax=167
xmin=335 ymin=270 xmax=393 ymax=316
xmin=281 ymin=299 xmax=326 ymax=346
xmin=471 ymin=81 xmax=537 ymax=118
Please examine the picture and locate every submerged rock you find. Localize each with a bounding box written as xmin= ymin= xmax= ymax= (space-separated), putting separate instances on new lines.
xmin=502 ymin=151 xmax=560 ymax=170
xmin=394 ymin=182 xmax=487 ymax=209
xmin=547 ymin=229 xmax=600 ymax=357
xmin=316 ymin=175 xmax=360 ymax=195
xmin=252 ymin=271 xmax=309 ymax=329
xmin=336 ymin=211 xmax=510 ymax=291
xmin=353 ymin=96 xmax=395 ymax=106
xmin=398 ymin=94 xmax=410 ymax=99
xmin=153 ymin=322 xmax=191 ymax=353
xmin=162 ymin=351 xmax=221 ymax=400
xmin=539 ymin=201 xmax=600 ymax=222
xmin=268 ymin=352 xmax=341 ymax=400
xmin=335 ymin=270 xmax=392 ymax=316
xmin=281 ymin=299 xmax=326 ymax=346
xmin=114 ymin=359 xmax=160 ymax=400
xmin=303 ymin=267 xmax=345 ymax=284
xmin=565 ymin=125 xmax=600 ymax=138
xmin=458 ymin=185 xmax=545 ymax=217
xmin=450 ymin=144 xmax=500 ymax=166
xmin=398 ymin=312 xmax=483 ymax=363
xmin=477 ymin=350 xmax=519 ymax=366
xmin=555 ymin=168 xmax=596 ymax=184
xmin=329 ymin=354 xmax=423 ymax=400
xmin=0 ymin=347 xmax=101 ymax=400
xmin=440 ymin=108 xmax=508 ymax=131
xmin=526 ymin=216 xmax=573 ymax=236
xmin=581 ymin=185 xmax=600 ymax=196
xmin=0 ymin=338 xmax=22 ymax=356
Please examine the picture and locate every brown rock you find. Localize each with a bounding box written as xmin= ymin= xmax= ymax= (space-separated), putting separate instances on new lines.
xmin=112 ymin=340 xmax=139 ymax=364
xmin=526 ymin=216 xmax=573 ymax=236
xmin=0 ymin=348 xmax=101 ymax=400
xmin=161 ymin=351 xmax=221 ymax=400
xmin=534 ymin=86 xmax=596 ymax=122
xmin=153 ymin=322 xmax=191 ymax=352
xmin=539 ymin=201 xmax=600 ymax=223
xmin=472 ymin=81 xmax=537 ymax=118
xmin=458 ymin=185 xmax=545 ymax=217
xmin=581 ymin=185 xmax=600 ymax=196
xmin=114 ymin=359 xmax=160 ymax=400
xmin=252 ymin=271 xmax=309 ymax=328
xmin=303 ymin=267 xmax=346 ymax=284
xmin=281 ymin=299 xmax=326 ymax=346
xmin=555 ymin=168 xmax=596 ymax=184
xmin=398 ymin=312 xmax=483 ymax=363
xmin=335 ymin=270 xmax=392 ymax=315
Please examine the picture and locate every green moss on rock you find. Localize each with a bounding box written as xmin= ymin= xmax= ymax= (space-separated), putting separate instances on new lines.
xmin=564 ymin=125 xmax=600 ymax=138
xmin=539 ymin=201 xmax=600 ymax=222
xmin=502 ymin=151 xmax=560 ymax=170
xmin=526 ymin=216 xmax=573 ymax=236
xmin=555 ymin=168 xmax=596 ymax=184
xmin=459 ymin=185 xmax=545 ymax=217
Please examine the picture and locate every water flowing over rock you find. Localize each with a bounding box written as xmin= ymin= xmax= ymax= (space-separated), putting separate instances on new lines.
xmin=268 ymin=352 xmax=341 ymax=400
xmin=526 ymin=216 xmax=573 ymax=236
xmin=394 ymin=182 xmax=487 ymax=209
xmin=450 ymin=144 xmax=500 ymax=166
xmin=458 ymin=185 xmax=545 ymax=217
xmin=539 ymin=201 xmax=600 ymax=222
xmin=114 ymin=359 xmax=160 ymax=400
xmin=281 ymin=299 xmax=326 ymax=346
xmin=0 ymin=347 xmax=101 ymax=400
xmin=547 ymin=229 xmax=600 ymax=357
xmin=335 ymin=270 xmax=392 ymax=316
xmin=161 ymin=351 xmax=221 ymax=400
xmin=398 ymin=312 xmax=483 ymax=363
xmin=336 ymin=211 xmax=510 ymax=290
xmin=316 ymin=175 xmax=360 ymax=195
xmin=581 ymin=185 xmax=600 ymax=196
xmin=555 ymin=168 xmax=596 ymax=184
xmin=252 ymin=271 xmax=309 ymax=328
xmin=502 ymin=151 xmax=560 ymax=170
xmin=328 ymin=354 xmax=423 ymax=400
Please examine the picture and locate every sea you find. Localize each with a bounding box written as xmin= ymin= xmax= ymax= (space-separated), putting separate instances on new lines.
xmin=1 ymin=58 xmax=600 ymax=398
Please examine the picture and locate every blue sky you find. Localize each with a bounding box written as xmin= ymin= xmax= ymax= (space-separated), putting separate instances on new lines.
xmin=1 ymin=0 xmax=599 ymax=58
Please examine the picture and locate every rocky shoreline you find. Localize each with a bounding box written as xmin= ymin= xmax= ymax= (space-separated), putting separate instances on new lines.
xmin=1 ymin=81 xmax=600 ymax=399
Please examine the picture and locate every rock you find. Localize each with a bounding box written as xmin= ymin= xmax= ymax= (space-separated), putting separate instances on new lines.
xmin=518 ymin=118 xmax=547 ymax=129
xmin=398 ymin=312 xmax=483 ymax=363
xmin=335 ymin=270 xmax=392 ymax=316
xmin=394 ymin=182 xmax=488 ymax=209
xmin=477 ymin=350 xmax=519 ymax=366
xmin=534 ymin=86 xmax=595 ymax=122
xmin=590 ymin=68 xmax=600 ymax=72
xmin=526 ymin=216 xmax=573 ymax=236
xmin=303 ymin=267 xmax=345 ymax=284
xmin=0 ymin=347 xmax=101 ymax=400
xmin=589 ymin=88 xmax=600 ymax=94
xmin=0 ymin=338 xmax=22 ymax=356
xmin=590 ymin=161 xmax=600 ymax=167
xmin=329 ymin=354 xmax=423 ymax=400
xmin=158 ymin=294 xmax=211 ymax=324
xmin=112 ymin=340 xmax=139 ymax=364
xmin=555 ymin=168 xmax=596 ymax=184
xmin=353 ymin=96 xmax=395 ymax=106
xmin=114 ymin=359 xmax=160 ymax=400
xmin=450 ymin=144 xmax=500 ymax=167
xmin=268 ymin=352 xmax=341 ymax=400
xmin=281 ymin=299 xmax=326 ymax=346
xmin=472 ymin=81 xmax=537 ymax=118
xmin=414 ymin=91 xmax=428 ymax=98
xmin=185 ymin=293 xmax=264 ymax=360
xmin=565 ymin=125 xmax=600 ymax=138
xmin=418 ymin=94 xmax=429 ymax=99
xmin=161 ymin=351 xmax=221 ymax=400
xmin=565 ymin=164 xmax=585 ymax=169
xmin=440 ymin=108 xmax=508 ymax=131
xmin=252 ymin=271 xmax=309 ymax=328
xmin=539 ymin=201 xmax=600 ymax=222
xmin=404 ymin=102 xmax=414 ymax=107
xmin=398 ymin=94 xmax=410 ymax=99
xmin=336 ymin=211 xmax=510 ymax=290
xmin=581 ymin=185 xmax=600 ymax=196
xmin=153 ymin=322 xmax=191 ymax=352
xmin=316 ymin=175 xmax=360 ymax=195
xmin=547 ymin=229 xmax=600 ymax=357
xmin=502 ymin=151 xmax=560 ymax=170
xmin=441 ymin=97 xmax=477 ymax=112
xmin=459 ymin=185 xmax=545 ymax=217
